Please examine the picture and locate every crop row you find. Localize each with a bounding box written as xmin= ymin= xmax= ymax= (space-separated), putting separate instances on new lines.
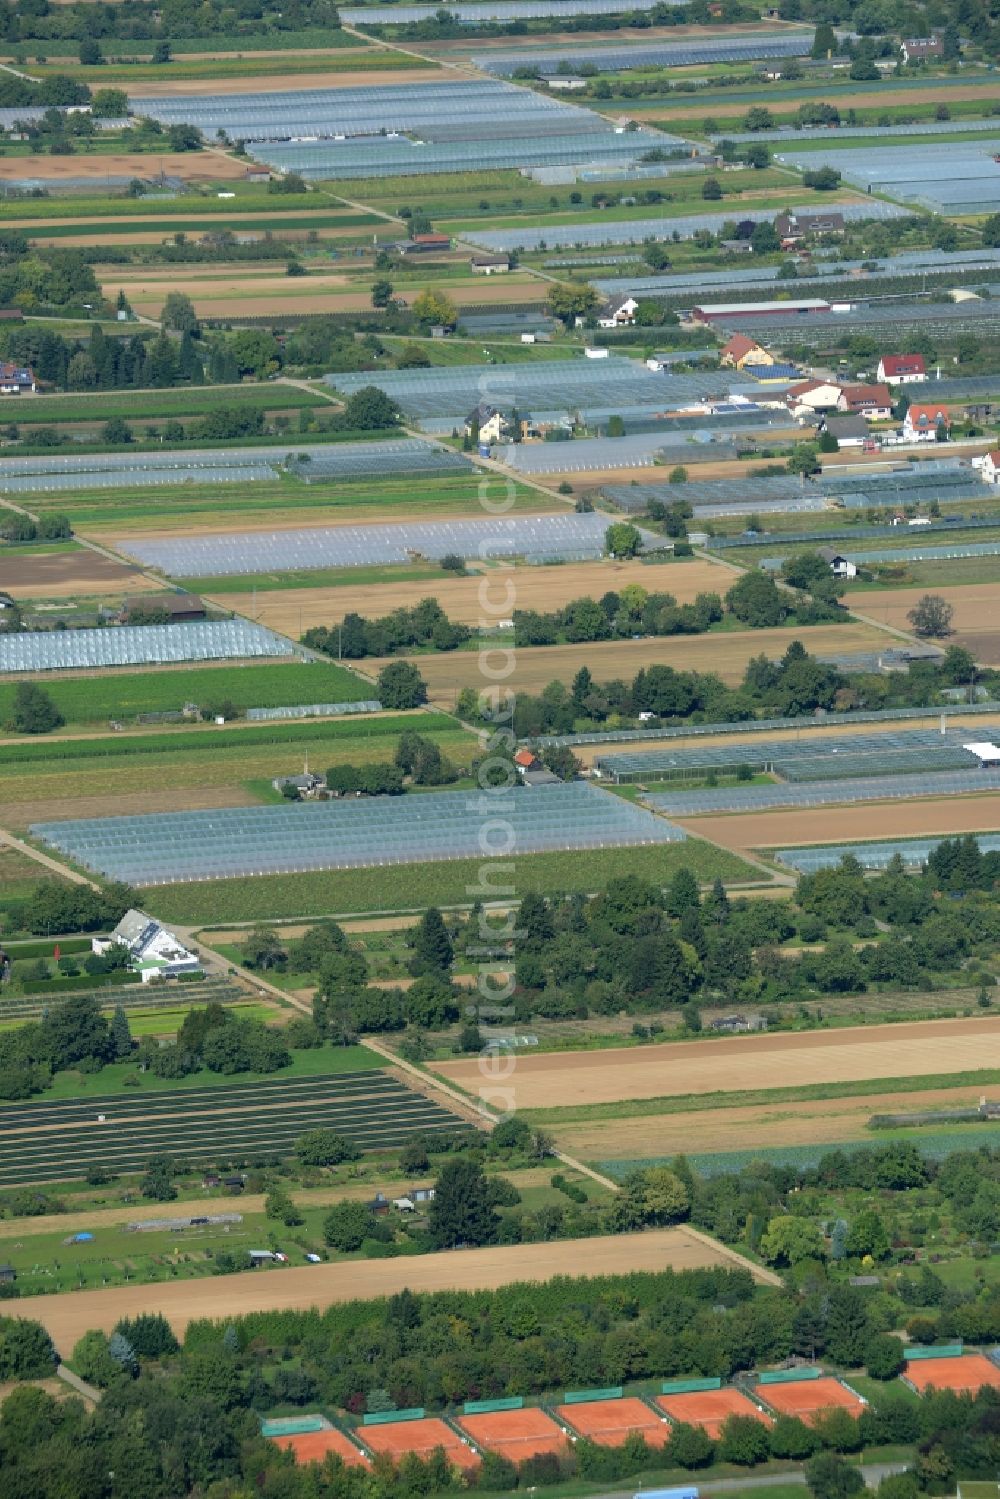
xmin=15 ymin=385 xmax=328 ymax=426
xmin=0 ymin=713 xmax=459 ymax=769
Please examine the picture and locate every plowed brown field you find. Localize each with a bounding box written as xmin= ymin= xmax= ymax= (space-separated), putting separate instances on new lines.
xmin=853 ymin=583 xmax=1000 ymax=665
xmin=371 ymin=621 xmax=894 ymax=705
xmin=644 ymin=84 xmax=1000 ymax=121
xmin=21 ymin=1227 xmax=767 ymax=1347
xmin=680 ymin=793 xmax=1000 ymax=852
xmin=213 ymin=557 xmax=732 ymax=633
xmin=0 ymin=150 xmax=249 ymax=181
xmin=0 ymin=550 xmax=155 ymax=599
xmin=434 ymin=1016 xmax=1000 ymax=1109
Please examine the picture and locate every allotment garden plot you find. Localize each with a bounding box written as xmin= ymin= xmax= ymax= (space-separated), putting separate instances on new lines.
xmin=31 ymin=783 xmax=686 ymax=885
xmin=0 ymin=1070 xmax=469 ymax=1189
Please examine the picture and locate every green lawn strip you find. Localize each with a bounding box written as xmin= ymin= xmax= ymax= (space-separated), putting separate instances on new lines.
xmin=34 ymin=51 xmax=428 ymax=82
xmin=0 ymin=713 xmax=459 ymax=767
xmin=144 ymin=841 xmax=760 ymax=924
xmin=0 ymin=192 xmax=319 ymax=222
xmin=0 ymin=540 xmax=83 ymax=557
xmin=25 ymin=214 xmax=379 ymax=240
xmin=439 ymin=190 xmax=854 ymax=234
xmin=518 ymin=1067 xmax=1000 ymax=1126
xmin=12 ymin=1044 xmax=383 ymax=1106
xmin=13 ymin=386 xmax=328 ymax=425
xmin=0 ymin=1002 xmax=275 ymax=1038
xmin=0 ymin=663 xmax=373 ymax=727
xmin=192 ymin=562 xmax=449 ymax=594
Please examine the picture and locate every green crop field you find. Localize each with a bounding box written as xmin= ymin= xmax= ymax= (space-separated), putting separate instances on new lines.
xmin=145 ymin=840 xmax=761 ymax=924
xmin=34 ymin=50 xmax=431 ymax=82
xmin=14 ymin=385 xmax=328 ymax=427
xmin=23 ymin=213 xmax=381 ymax=241
xmin=45 ymin=473 xmax=549 ymax=536
xmin=0 ymin=1067 xmax=468 ymax=1187
xmin=0 ymin=662 xmax=372 ymax=727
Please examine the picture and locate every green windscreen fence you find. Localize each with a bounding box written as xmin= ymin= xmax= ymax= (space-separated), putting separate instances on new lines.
xmin=261 ymin=1416 xmax=327 ymax=1437
xmin=463 ymin=1397 xmax=525 ymax=1415
xmin=661 ymin=1377 xmax=723 ymax=1395
xmin=563 ymin=1387 xmax=624 ymax=1405
xmin=904 ymin=1345 xmax=964 ymax=1361
xmin=757 ymin=1367 xmax=821 ymax=1385
xmin=363 ymin=1408 xmax=425 ymax=1426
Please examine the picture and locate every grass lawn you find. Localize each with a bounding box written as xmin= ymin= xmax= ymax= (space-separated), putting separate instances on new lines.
xmin=0 ymin=662 xmax=373 ymax=728
xmin=191 ymin=562 xmax=449 ymax=594
xmin=144 ymin=840 xmax=761 ymax=924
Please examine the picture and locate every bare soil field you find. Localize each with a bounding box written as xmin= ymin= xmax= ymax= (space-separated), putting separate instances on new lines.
xmin=571 ymin=710 xmax=1000 ymax=769
xmin=123 ymin=67 xmax=445 ymax=95
xmin=433 ymin=1016 xmax=1000 ymax=1109
xmin=0 ymin=785 xmax=258 ymax=832
xmin=0 ymin=150 xmax=250 ymax=182
xmin=851 ymin=583 xmax=1000 ymax=666
xmin=680 ymin=793 xmax=1000 ymax=853
xmin=21 ymin=1227 xmax=767 ymax=1346
xmin=553 ymin=1083 xmax=999 ymax=1162
xmin=114 ymin=277 xmax=550 ymax=319
xmin=213 ymin=557 xmax=733 ymax=634
xmin=372 ymin=621 xmax=894 ymax=706
xmin=0 ymin=550 xmax=156 ymax=599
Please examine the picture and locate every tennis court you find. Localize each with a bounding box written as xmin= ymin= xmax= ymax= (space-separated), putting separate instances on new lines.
xmin=457 ymin=1408 xmax=568 ymax=1461
xmin=904 ymin=1354 xmax=1000 ymax=1395
xmin=273 ymin=1430 xmax=370 ymax=1467
xmin=360 ymin=1417 xmax=480 ymax=1470
xmin=755 ymin=1376 xmax=864 ymax=1425
xmin=656 ymin=1387 xmax=771 ymax=1439
xmin=554 ymin=1396 xmax=670 ymax=1447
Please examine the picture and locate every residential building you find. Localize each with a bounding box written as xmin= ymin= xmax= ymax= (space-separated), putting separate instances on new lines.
xmin=786 ymin=378 xmax=842 ymax=413
xmin=597 ymin=295 xmax=638 ymax=328
xmin=272 ymin=770 xmax=324 ymax=796
xmin=903 ymin=402 xmax=951 ymax=441
xmin=92 ymin=908 xmax=201 ymax=983
xmin=0 ymin=362 xmax=35 ymax=395
xmin=877 ymin=354 xmax=927 ymax=385
xmin=817 ymin=545 xmax=858 ymax=578
xmin=720 ymin=333 xmax=774 ymax=369
xmin=838 ymin=383 xmax=893 ymax=420
xmin=900 ymin=36 xmax=943 ymax=62
xmin=774 ymin=211 xmax=845 ymax=244
xmin=982 ymin=449 xmax=1000 ymax=485
xmin=820 ymin=414 xmax=869 ymax=448
xmin=397 ymin=233 xmax=451 ymax=255
xmin=465 ymin=404 xmax=511 ymax=444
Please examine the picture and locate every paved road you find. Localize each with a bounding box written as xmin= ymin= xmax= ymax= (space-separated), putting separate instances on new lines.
xmin=593 ymin=1461 xmax=908 ymax=1499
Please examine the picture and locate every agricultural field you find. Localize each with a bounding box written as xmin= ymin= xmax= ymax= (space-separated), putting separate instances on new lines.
xmin=0 ymin=1068 xmax=469 ymax=1188
xmin=206 ymin=556 xmax=730 ymax=633
xmin=0 ymin=661 xmax=372 ymax=728
xmin=0 ymin=547 xmax=157 ymax=601
xmin=371 ymin=621 xmax=897 ymax=707
xmin=24 ymin=1224 xmax=766 ymax=1345
xmin=434 ymin=1017 xmax=1000 ymax=1110
xmin=852 ymin=582 xmax=1000 ymax=666
xmin=143 ymin=839 xmax=760 ymax=924
xmin=10 ymin=383 xmax=328 ymax=429
xmin=680 ymin=796 xmax=1000 ymax=855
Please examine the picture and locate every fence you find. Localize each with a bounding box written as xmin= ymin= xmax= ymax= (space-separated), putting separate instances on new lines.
xmin=563 ymin=1386 xmax=623 ymax=1404
xmin=757 ymin=1367 xmax=822 ymax=1385
xmin=904 ymin=1345 xmax=964 ymax=1360
xmin=463 ymin=1396 xmax=524 ymax=1414
xmin=660 ymin=1377 xmax=723 ymax=1395
xmin=363 ymin=1408 xmax=425 ymax=1426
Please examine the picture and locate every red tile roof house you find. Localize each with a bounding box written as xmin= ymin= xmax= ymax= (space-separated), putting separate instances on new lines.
xmin=0 ymin=362 xmax=35 ymax=394
xmin=902 ymin=402 xmax=951 ymax=442
xmin=838 ymin=383 xmax=893 ymax=420
xmin=877 ymin=354 xmax=927 ymax=385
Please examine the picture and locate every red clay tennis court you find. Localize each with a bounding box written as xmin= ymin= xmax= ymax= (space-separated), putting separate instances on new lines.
xmin=458 ymin=1408 xmax=568 ymax=1461
xmin=655 ymin=1387 xmax=772 ymax=1439
xmin=273 ymin=1430 xmax=370 ymax=1467
xmin=360 ymin=1417 xmax=480 ymax=1471
xmin=554 ymin=1397 xmax=671 ymax=1447
xmin=755 ymin=1377 xmax=864 ymax=1426
xmin=905 ymin=1354 xmax=1000 ymax=1395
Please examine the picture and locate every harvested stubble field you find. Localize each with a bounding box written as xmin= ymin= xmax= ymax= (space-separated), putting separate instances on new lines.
xmin=23 ymin=1226 xmax=771 ymax=1346
xmin=642 ymin=81 xmax=1000 ymax=122
xmin=852 ymin=582 xmax=1000 ymax=667
xmin=549 ymin=1082 xmax=1000 ymax=1166
xmin=111 ymin=275 xmax=551 ymax=319
xmin=211 ymin=557 xmax=730 ymax=634
xmin=434 ymin=1017 xmax=1000 ymax=1109
xmin=0 ymin=785 xmax=258 ymax=829
xmin=0 ymin=549 xmax=156 ymax=600
xmin=680 ymin=795 xmax=1000 ymax=854
xmin=374 ymin=622 xmax=896 ymax=706
xmin=0 ymin=150 xmax=250 ymax=182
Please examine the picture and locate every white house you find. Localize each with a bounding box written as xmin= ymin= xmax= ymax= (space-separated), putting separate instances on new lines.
xmin=0 ymin=362 xmax=36 ymax=395
xmin=465 ymin=404 xmax=511 ymax=444
xmin=786 ymin=378 xmax=842 ymax=414
xmin=902 ymin=402 xmax=951 ymax=442
xmin=817 ymin=546 xmax=857 ymax=579
xmin=982 ymin=449 xmax=1000 ymax=485
xmin=877 ymin=354 xmax=927 ymax=385
xmin=597 ymin=295 xmax=638 ymax=329
xmin=93 ymin=909 xmax=201 ymax=983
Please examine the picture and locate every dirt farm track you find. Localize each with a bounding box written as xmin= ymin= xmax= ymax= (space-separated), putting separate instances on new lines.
xmin=16 ymin=1228 xmax=772 ymax=1348
xmin=434 ymin=1017 xmax=1000 ymax=1110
